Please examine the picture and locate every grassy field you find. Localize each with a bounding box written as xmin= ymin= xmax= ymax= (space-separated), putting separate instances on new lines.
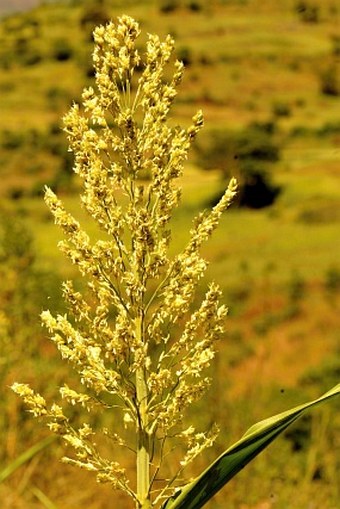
xmin=1 ymin=1 xmax=340 ymax=508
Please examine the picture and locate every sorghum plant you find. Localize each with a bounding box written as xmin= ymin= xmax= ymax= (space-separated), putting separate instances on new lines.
xmin=12 ymin=15 xmax=340 ymax=509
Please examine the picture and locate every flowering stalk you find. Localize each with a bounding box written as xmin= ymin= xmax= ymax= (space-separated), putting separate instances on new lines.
xmin=12 ymin=15 xmax=237 ymax=508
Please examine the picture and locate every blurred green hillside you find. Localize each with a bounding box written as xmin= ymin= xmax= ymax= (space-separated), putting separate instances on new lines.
xmin=0 ymin=0 xmax=339 ymax=199
xmin=0 ymin=1 xmax=339 ymax=508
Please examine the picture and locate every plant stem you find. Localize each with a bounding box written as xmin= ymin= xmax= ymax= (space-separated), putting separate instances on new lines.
xmin=136 ymin=315 xmax=151 ymax=509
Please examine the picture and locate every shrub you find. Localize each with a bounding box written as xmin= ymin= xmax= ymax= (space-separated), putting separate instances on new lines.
xmin=46 ymin=86 xmax=70 ymax=110
xmin=324 ymin=266 xmax=340 ymax=293
xmin=0 ymin=53 xmax=12 ymax=70
xmin=13 ymin=35 xmax=42 ymax=66
xmin=238 ymin=163 xmax=280 ymax=209
xmin=285 ymin=415 xmax=311 ymax=452
xmin=331 ymin=35 xmax=340 ymax=57
xmin=1 ymin=129 xmax=24 ymax=150
xmin=176 ymin=46 xmax=193 ymax=66
xmin=295 ymin=1 xmax=320 ymax=23
xmin=80 ymin=1 xmax=110 ymax=34
xmin=45 ymin=133 xmax=68 ymax=157
xmin=7 ymin=186 xmax=25 ymax=201
xmin=236 ymin=121 xmax=280 ymax=162
xmin=186 ymin=0 xmax=203 ymax=11
xmin=272 ymin=100 xmax=292 ymax=117
xmin=320 ymin=63 xmax=340 ymax=96
xmin=48 ymin=121 xmax=62 ymax=136
xmin=30 ymin=180 xmax=47 ymax=197
xmin=159 ymin=0 xmax=180 ymax=13
xmin=199 ymin=53 xmax=213 ymax=66
xmin=46 ymin=86 xmax=69 ymax=102
xmin=26 ymin=128 xmax=45 ymax=149
xmin=51 ymin=38 xmax=73 ymax=62
xmin=0 ymin=214 xmax=35 ymax=271
xmin=196 ymin=122 xmax=281 ymax=208
xmin=317 ymin=121 xmax=340 ymax=136
xmin=21 ymin=48 xmax=42 ymax=66
xmin=14 ymin=35 xmax=28 ymax=55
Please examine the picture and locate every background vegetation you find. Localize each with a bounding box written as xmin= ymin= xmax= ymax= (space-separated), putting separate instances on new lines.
xmin=0 ymin=0 xmax=339 ymax=508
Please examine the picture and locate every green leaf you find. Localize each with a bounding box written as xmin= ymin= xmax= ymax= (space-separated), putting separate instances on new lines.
xmin=162 ymin=383 xmax=340 ymax=509
xmin=0 ymin=435 xmax=56 ymax=484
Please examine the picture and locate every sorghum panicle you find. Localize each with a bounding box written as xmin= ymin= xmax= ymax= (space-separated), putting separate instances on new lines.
xmin=12 ymin=15 xmax=237 ymax=507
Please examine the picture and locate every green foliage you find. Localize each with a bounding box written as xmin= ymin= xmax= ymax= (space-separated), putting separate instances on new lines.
xmin=287 ymin=270 xmax=305 ymax=305
xmin=0 ymin=212 xmax=63 ymax=470
xmin=45 ymin=86 xmax=71 ymax=111
xmin=331 ymin=35 xmax=340 ymax=56
xmin=176 ymin=46 xmax=193 ymax=66
xmin=298 ymin=201 xmax=340 ymax=224
xmin=0 ymin=212 xmax=34 ymax=266
xmin=324 ymin=266 xmax=340 ymax=293
xmin=320 ymin=62 xmax=340 ymax=96
xmin=80 ymin=0 xmax=110 ymax=33
xmin=302 ymin=356 xmax=340 ymax=392
xmin=295 ymin=1 xmax=320 ymax=23
xmin=0 ymin=213 xmax=62 ymax=358
xmin=0 ymin=124 xmax=75 ymax=198
xmin=0 ymin=0 xmax=339 ymax=203
xmin=50 ymin=38 xmax=74 ymax=62
xmin=13 ymin=35 xmax=42 ymax=66
xmin=272 ymin=100 xmax=292 ymax=118
xmin=186 ymin=0 xmax=203 ymax=12
xmin=159 ymin=0 xmax=180 ymax=13
xmin=0 ymin=129 xmax=24 ymax=150
xmin=284 ymin=414 xmax=311 ymax=452
xmin=196 ymin=122 xmax=281 ymax=208
xmin=317 ymin=120 xmax=340 ymax=135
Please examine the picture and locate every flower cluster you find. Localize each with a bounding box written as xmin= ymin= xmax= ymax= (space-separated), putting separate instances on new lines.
xmin=12 ymin=15 xmax=237 ymax=508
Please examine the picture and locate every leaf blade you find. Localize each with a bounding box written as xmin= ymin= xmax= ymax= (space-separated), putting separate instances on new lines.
xmin=163 ymin=383 xmax=340 ymax=509
xmin=0 ymin=435 xmax=56 ymax=484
